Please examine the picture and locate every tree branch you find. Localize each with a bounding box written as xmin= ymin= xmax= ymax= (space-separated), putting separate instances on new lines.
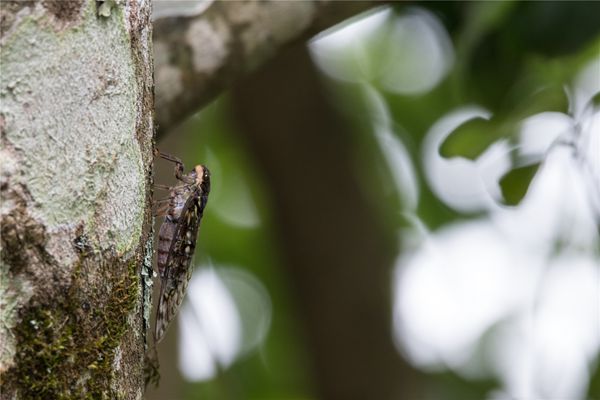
xmin=153 ymin=0 xmax=382 ymax=136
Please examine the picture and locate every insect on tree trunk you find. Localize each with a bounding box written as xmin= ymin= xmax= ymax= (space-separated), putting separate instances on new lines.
xmin=0 ymin=1 xmax=154 ymax=398
xmin=152 ymin=151 xmax=210 ymax=344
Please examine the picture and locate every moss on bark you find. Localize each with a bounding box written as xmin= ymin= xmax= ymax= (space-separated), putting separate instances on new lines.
xmin=2 ymin=254 xmax=140 ymax=399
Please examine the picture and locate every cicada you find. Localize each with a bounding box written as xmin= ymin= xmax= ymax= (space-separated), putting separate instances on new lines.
xmin=154 ymin=150 xmax=210 ymax=343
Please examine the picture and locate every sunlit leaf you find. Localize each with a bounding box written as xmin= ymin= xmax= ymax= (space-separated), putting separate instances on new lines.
xmin=439 ymin=117 xmax=501 ymax=160
xmin=499 ymin=162 xmax=541 ymax=206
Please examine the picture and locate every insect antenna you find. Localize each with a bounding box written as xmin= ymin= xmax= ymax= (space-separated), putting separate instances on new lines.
xmin=154 ymin=149 xmax=188 ymax=182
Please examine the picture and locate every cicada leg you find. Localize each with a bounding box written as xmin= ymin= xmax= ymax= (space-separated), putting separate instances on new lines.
xmin=154 ymin=197 xmax=172 ymax=204
xmin=153 ymin=201 xmax=171 ymax=217
xmin=154 ymin=184 xmax=172 ymax=191
xmin=152 ymin=196 xmax=173 ymax=217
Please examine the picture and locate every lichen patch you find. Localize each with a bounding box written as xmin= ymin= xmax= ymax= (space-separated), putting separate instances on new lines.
xmin=0 ymin=0 xmax=35 ymax=39
xmin=186 ymin=16 xmax=231 ymax=74
xmin=0 ymin=1 xmax=144 ymax=253
xmin=0 ymin=267 xmax=33 ymax=373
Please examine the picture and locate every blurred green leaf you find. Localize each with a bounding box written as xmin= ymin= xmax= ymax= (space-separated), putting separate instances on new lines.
xmin=439 ymin=117 xmax=500 ymax=160
xmin=499 ymin=162 xmax=541 ymax=206
xmin=459 ymin=1 xmax=517 ymax=54
xmin=586 ymin=354 xmax=600 ymax=399
xmin=509 ymin=2 xmax=600 ymax=57
xmin=585 ymin=91 xmax=600 ymax=112
xmin=440 ymin=84 xmax=569 ymax=161
xmin=428 ymin=370 xmax=500 ymax=400
xmin=510 ymin=84 xmax=569 ymax=119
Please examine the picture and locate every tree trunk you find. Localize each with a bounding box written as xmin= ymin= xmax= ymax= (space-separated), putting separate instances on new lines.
xmin=0 ymin=1 xmax=153 ymax=398
xmin=231 ymin=44 xmax=423 ymax=400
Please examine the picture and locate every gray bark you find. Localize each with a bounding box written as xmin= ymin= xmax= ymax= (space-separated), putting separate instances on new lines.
xmin=0 ymin=0 xmax=154 ymax=398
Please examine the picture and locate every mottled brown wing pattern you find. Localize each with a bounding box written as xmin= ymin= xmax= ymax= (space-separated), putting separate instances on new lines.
xmin=156 ymin=218 xmax=177 ymax=280
xmin=155 ymin=191 xmax=205 ymax=343
xmin=154 ymin=160 xmax=210 ymax=344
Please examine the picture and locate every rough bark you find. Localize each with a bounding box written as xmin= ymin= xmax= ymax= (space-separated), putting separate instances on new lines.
xmin=153 ymin=0 xmax=382 ymax=136
xmin=0 ymin=1 xmax=154 ymax=398
xmin=231 ymin=44 xmax=423 ymax=400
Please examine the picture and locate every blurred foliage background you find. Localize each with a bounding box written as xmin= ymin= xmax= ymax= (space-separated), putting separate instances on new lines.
xmin=148 ymin=2 xmax=600 ymax=399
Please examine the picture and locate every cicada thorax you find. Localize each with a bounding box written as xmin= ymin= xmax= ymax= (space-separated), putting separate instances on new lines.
xmin=153 ymin=154 xmax=211 ymax=344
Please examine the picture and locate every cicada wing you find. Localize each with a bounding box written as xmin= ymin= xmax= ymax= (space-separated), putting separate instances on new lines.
xmin=154 ymin=190 xmax=206 ymax=343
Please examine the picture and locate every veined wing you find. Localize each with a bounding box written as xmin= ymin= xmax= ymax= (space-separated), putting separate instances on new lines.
xmin=155 ymin=187 xmax=207 ymax=343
